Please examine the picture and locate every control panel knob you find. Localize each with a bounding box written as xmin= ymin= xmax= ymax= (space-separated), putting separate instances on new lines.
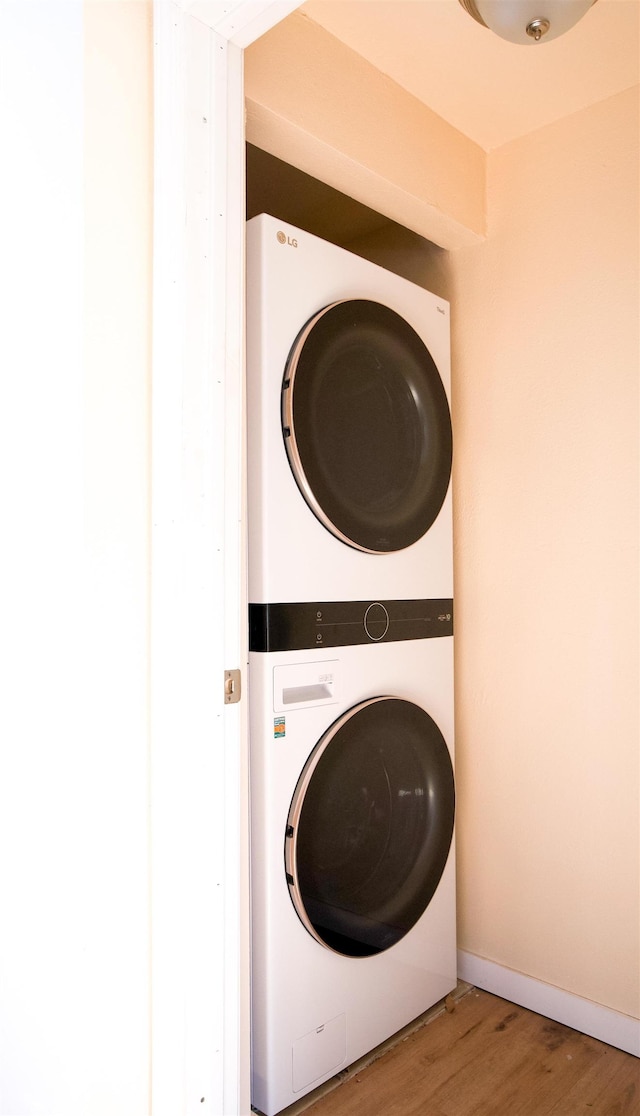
xmin=364 ymin=602 xmax=389 ymax=641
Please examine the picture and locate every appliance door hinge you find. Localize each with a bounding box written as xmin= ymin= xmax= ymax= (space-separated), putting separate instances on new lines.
xmin=224 ymin=668 xmax=242 ymax=705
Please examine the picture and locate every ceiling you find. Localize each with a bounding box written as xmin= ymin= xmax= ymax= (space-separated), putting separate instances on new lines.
xmin=300 ymin=0 xmax=640 ymax=150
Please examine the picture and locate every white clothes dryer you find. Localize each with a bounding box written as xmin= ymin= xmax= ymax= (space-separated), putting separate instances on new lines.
xmin=249 ymin=600 xmax=456 ymax=1116
xmin=246 ymin=214 xmax=453 ymax=604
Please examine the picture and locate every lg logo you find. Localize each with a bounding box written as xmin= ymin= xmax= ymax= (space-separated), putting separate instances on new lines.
xmin=277 ymin=230 xmax=298 ymax=248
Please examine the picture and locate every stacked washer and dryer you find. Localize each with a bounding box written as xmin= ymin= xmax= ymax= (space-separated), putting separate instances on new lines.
xmin=246 ymin=213 xmax=456 ymax=1116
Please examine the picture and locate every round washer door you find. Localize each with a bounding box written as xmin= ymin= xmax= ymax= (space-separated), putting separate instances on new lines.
xmin=281 ymin=299 xmax=452 ymax=554
xmin=285 ymin=696 xmax=455 ymax=957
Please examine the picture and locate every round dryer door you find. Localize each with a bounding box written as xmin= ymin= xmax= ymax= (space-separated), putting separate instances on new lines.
xmin=281 ymin=299 xmax=452 ymax=554
xmin=285 ymin=697 xmax=455 ymax=957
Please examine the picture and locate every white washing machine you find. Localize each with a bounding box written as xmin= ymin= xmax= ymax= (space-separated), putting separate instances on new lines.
xmin=247 ymin=215 xmax=456 ymax=1114
xmin=249 ymin=602 xmax=456 ymax=1116
xmin=246 ymin=214 xmax=453 ymax=604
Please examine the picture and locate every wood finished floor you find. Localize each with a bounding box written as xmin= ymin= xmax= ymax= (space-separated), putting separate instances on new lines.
xmin=289 ymin=988 xmax=639 ymax=1116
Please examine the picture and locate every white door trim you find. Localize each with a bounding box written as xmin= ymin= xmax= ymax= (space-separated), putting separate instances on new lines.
xmin=151 ymin=2 xmax=301 ymax=1113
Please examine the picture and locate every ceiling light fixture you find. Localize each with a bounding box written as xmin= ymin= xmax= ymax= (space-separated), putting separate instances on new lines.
xmin=458 ymin=0 xmax=599 ymax=44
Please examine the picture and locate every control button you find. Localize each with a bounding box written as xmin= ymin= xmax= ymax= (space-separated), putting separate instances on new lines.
xmin=364 ymin=602 xmax=389 ymax=642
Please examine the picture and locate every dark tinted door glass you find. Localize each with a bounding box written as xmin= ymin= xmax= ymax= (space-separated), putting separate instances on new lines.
xmin=282 ymin=300 xmax=452 ymax=553
xmin=285 ymin=697 xmax=455 ymax=957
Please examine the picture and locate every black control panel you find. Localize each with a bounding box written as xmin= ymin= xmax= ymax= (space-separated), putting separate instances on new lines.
xmin=249 ymin=599 xmax=453 ymax=653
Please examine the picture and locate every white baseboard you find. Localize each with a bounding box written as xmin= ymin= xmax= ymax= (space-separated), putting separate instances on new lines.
xmin=457 ymin=950 xmax=639 ymax=1058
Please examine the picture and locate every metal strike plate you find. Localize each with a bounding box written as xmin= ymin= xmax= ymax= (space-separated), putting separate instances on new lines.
xmin=224 ymin=669 xmax=241 ymax=704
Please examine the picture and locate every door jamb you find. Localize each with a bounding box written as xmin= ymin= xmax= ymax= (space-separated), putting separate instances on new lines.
xmin=151 ymin=2 xmax=302 ymax=1112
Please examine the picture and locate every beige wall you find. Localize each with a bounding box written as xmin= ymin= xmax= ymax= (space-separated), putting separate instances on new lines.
xmin=451 ymin=86 xmax=639 ymax=1019
xmin=1 ymin=2 xmax=153 ymax=1111
xmin=83 ymin=0 xmax=153 ymax=1105
xmin=245 ymin=11 xmax=485 ymax=249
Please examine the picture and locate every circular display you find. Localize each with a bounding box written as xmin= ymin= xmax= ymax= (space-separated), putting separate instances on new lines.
xmin=285 ymin=697 xmax=455 ymax=957
xmin=282 ymin=300 xmax=452 ymax=554
xmin=363 ymin=602 xmax=389 ymax=641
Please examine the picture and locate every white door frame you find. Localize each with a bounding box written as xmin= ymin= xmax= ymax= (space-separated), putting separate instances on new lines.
xmin=151 ymin=2 xmax=300 ymax=1113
